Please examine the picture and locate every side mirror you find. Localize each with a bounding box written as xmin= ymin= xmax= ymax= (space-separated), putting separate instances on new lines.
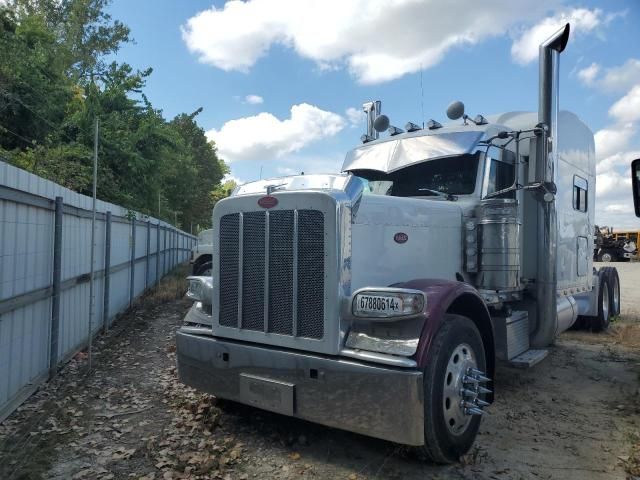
xmin=633 ymin=159 xmax=640 ymax=217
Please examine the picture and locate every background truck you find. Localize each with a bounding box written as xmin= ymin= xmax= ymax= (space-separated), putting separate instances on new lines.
xmin=190 ymin=228 xmax=213 ymax=276
xmin=594 ymin=226 xmax=638 ymax=262
xmin=176 ymin=23 xmax=622 ymax=463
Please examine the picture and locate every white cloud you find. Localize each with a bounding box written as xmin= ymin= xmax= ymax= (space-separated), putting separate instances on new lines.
xmin=510 ymin=8 xmax=604 ymax=65
xmin=578 ymin=58 xmax=640 ymax=93
xmin=182 ymin=0 xmax=564 ymax=84
xmin=594 ymin=124 xmax=636 ymax=160
xmin=206 ymin=103 xmax=345 ymax=163
xmin=604 ymin=203 xmax=634 ymax=214
xmin=609 ymin=85 xmax=640 ymax=123
xmin=600 ymin=59 xmax=640 ymax=93
xmin=244 ymin=94 xmax=264 ymax=105
xmin=577 ymin=62 xmax=600 ymax=85
xmin=597 ymin=169 xmax=632 ymax=198
xmin=345 ymin=107 xmax=363 ymax=128
xmin=596 ymin=149 xmax=640 ymax=174
xmin=595 ymin=168 xmax=638 ymax=228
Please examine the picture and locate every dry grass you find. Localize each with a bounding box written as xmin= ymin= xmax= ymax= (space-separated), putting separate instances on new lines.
xmin=610 ymin=318 xmax=640 ymax=349
xmin=562 ymin=314 xmax=640 ymax=349
xmin=143 ymin=265 xmax=189 ymax=305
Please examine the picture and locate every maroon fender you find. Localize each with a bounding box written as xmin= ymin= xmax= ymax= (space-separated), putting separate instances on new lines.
xmin=392 ymin=279 xmax=495 ymax=396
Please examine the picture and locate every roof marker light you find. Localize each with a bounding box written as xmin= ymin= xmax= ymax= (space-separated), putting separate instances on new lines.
xmin=405 ymin=122 xmax=422 ymax=132
xmin=388 ymin=125 xmax=404 ymax=136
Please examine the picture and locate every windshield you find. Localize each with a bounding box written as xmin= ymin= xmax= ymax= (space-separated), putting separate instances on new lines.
xmin=351 ymin=153 xmax=480 ymax=197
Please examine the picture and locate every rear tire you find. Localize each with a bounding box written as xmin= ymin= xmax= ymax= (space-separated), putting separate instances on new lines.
xmin=590 ymin=275 xmax=611 ymax=332
xmin=195 ymin=261 xmax=213 ymax=277
xmin=599 ymin=266 xmax=620 ymax=317
xmin=419 ymin=314 xmax=488 ymax=464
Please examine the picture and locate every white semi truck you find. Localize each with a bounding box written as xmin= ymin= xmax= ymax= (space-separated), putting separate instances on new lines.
xmin=176 ymin=24 xmax=624 ymax=462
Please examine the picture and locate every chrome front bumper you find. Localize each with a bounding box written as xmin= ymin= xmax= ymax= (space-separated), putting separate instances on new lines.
xmin=176 ymin=330 xmax=425 ymax=446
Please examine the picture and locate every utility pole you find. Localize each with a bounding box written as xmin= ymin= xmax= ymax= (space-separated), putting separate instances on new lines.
xmin=88 ymin=118 xmax=98 ymax=373
xmin=158 ymin=191 xmax=161 ymax=218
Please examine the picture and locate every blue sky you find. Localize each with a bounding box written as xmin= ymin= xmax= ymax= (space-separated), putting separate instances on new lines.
xmin=107 ymin=0 xmax=640 ymax=228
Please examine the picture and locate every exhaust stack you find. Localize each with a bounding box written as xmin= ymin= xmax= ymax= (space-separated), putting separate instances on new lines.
xmin=531 ymin=23 xmax=570 ymax=348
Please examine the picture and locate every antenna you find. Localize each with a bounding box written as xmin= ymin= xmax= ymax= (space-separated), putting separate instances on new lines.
xmin=420 ymin=64 xmax=425 ymax=129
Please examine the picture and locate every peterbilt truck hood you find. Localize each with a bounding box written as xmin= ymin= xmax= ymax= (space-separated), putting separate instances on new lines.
xmin=351 ymin=194 xmax=464 ymax=290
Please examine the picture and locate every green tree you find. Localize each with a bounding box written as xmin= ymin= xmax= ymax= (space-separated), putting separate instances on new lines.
xmin=0 ymin=0 xmax=227 ymax=231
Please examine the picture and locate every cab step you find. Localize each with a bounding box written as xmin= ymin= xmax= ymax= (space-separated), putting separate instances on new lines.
xmin=509 ymin=349 xmax=549 ymax=368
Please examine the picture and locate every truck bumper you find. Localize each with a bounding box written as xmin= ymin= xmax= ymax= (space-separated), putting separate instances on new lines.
xmin=176 ymin=330 xmax=425 ymax=446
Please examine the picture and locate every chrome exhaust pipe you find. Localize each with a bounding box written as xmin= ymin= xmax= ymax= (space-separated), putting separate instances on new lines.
xmin=531 ymin=23 xmax=570 ymax=348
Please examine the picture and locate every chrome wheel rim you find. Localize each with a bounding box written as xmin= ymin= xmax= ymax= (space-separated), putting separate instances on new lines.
xmin=602 ymin=284 xmax=609 ymax=321
xmin=443 ymin=343 xmax=476 ymax=435
xmin=601 ymin=253 xmax=612 ymax=262
xmin=611 ymin=275 xmax=619 ymax=315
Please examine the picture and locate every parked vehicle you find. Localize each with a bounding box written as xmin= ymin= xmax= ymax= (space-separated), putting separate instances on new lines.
xmin=190 ymin=228 xmax=213 ymax=276
xmin=593 ymin=225 xmax=638 ymax=262
xmin=177 ymin=24 xmax=623 ymax=463
xmin=594 ymin=226 xmax=637 ymax=262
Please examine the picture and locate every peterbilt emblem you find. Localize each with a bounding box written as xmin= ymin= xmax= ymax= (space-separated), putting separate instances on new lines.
xmin=258 ymin=196 xmax=278 ymax=208
xmin=394 ymin=232 xmax=408 ymax=244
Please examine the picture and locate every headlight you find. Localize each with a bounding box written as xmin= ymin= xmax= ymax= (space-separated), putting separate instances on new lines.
xmin=186 ymin=276 xmax=213 ymax=304
xmin=352 ymin=288 xmax=425 ymax=319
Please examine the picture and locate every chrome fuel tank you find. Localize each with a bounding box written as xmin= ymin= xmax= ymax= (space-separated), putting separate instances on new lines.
xmin=477 ymin=199 xmax=521 ymax=291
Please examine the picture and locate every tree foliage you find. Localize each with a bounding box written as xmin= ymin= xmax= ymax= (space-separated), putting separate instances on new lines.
xmin=0 ymin=0 xmax=227 ymax=229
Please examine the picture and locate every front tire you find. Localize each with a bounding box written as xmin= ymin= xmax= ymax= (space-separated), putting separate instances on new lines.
xmin=420 ymin=314 xmax=488 ymax=463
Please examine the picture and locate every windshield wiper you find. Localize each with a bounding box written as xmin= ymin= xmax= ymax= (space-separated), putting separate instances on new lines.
xmin=417 ymin=188 xmax=458 ymax=201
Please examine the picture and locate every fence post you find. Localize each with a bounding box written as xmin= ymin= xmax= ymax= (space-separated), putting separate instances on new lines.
xmin=174 ymin=229 xmax=178 ymax=267
xmin=103 ymin=211 xmax=112 ymax=332
xmin=49 ymin=197 xmax=63 ymax=379
xmin=146 ymin=220 xmax=151 ymax=289
xmin=163 ymin=227 xmax=167 ymax=275
xmin=155 ymin=222 xmax=160 ymax=285
xmin=129 ymin=217 xmax=136 ymax=306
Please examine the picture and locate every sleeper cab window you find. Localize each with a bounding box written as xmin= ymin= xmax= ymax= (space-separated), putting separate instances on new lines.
xmin=573 ymin=175 xmax=588 ymax=212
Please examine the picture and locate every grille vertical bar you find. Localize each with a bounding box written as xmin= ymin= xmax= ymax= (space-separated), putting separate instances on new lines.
xmin=296 ymin=210 xmax=325 ymax=339
xmin=241 ymin=211 xmax=265 ymax=331
xmin=263 ymin=211 xmax=270 ymax=332
xmin=219 ymin=213 xmax=239 ymax=327
xmin=268 ymin=210 xmax=294 ymax=335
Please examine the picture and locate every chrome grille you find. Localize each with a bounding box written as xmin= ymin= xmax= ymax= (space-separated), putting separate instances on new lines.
xmin=218 ymin=208 xmax=325 ymax=339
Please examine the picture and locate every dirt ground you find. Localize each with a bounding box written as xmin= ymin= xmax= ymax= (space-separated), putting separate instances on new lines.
xmin=1 ymin=265 xmax=639 ymax=480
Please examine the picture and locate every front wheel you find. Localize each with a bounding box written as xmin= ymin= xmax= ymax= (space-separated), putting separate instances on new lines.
xmin=419 ymin=314 xmax=491 ymax=464
xmin=598 ymin=251 xmax=616 ymax=262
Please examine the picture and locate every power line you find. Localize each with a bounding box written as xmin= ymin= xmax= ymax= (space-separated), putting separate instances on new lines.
xmin=0 ymin=124 xmax=36 ymax=146
xmin=0 ymin=86 xmax=81 ymax=145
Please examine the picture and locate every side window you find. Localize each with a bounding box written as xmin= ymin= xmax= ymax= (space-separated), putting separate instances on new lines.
xmin=487 ymin=159 xmax=515 ymax=198
xmin=573 ymin=175 xmax=588 ymax=212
